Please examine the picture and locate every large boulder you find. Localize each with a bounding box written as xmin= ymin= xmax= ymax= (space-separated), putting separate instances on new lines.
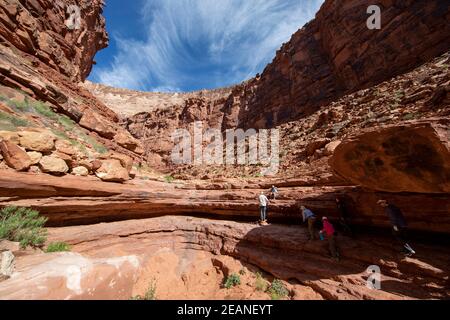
xmin=39 ymin=156 xmax=69 ymax=175
xmin=0 ymin=141 xmax=32 ymax=171
xmin=0 ymin=131 xmax=19 ymax=144
xmin=114 ymin=130 xmax=143 ymax=154
xmin=79 ymin=110 xmax=116 ymax=139
xmin=330 ymin=121 xmax=450 ymax=193
xmin=72 ymin=166 xmax=89 ymax=177
xmin=323 ymin=140 xmax=342 ymax=156
xmin=108 ymin=152 xmax=133 ymax=173
xmin=55 ymin=140 xmax=77 ymax=156
xmin=18 ymin=130 xmax=55 ymax=152
xmin=90 ymin=160 xmax=103 ymax=172
xmin=77 ymin=159 xmax=95 ymax=172
xmin=305 ymin=139 xmax=331 ymax=157
xmin=95 ymin=159 xmax=130 ymax=183
xmin=27 ymin=151 xmax=42 ymax=165
xmin=0 ymin=251 xmax=15 ymax=280
xmin=53 ymin=152 xmax=76 ymax=169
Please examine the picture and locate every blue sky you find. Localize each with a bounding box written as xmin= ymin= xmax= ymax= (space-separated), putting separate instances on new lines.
xmin=89 ymin=0 xmax=324 ymax=92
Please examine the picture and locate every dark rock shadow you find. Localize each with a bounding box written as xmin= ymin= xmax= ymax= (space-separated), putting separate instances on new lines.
xmin=231 ymin=222 xmax=450 ymax=300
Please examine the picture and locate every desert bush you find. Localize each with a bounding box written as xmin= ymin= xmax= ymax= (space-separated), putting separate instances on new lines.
xmin=403 ymin=113 xmax=416 ymax=121
xmin=0 ymin=206 xmax=48 ymax=249
xmin=164 ymin=175 xmax=175 ymax=183
xmin=33 ymin=101 xmax=58 ymax=120
xmin=45 ymin=242 xmax=71 ymax=253
xmin=51 ymin=128 xmax=71 ymax=141
xmin=57 ymin=115 xmax=76 ymax=131
xmin=224 ymin=273 xmax=241 ymax=289
xmin=51 ymin=129 xmax=89 ymax=156
xmin=7 ymin=99 xmax=31 ymax=112
xmin=255 ymin=272 xmax=268 ymax=292
xmin=143 ymin=280 xmax=157 ymax=300
xmin=131 ymin=279 xmax=157 ymax=300
xmin=75 ymin=129 xmax=108 ymax=154
xmin=268 ymin=279 xmax=289 ymax=300
xmin=0 ymin=111 xmax=29 ymax=130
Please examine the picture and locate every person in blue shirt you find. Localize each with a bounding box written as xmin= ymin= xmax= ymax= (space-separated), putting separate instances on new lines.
xmin=270 ymin=185 xmax=279 ymax=200
xmin=301 ymin=205 xmax=317 ymax=240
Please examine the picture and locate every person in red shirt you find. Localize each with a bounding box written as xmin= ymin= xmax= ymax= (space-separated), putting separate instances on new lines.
xmin=320 ymin=217 xmax=340 ymax=262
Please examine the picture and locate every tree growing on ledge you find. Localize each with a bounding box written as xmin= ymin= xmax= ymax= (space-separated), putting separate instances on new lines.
xmin=0 ymin=206 xmax=48 ymax=249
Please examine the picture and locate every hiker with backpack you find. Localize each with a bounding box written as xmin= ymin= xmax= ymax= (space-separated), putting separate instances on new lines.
xmin=320 ymin=217 xmax=340 ymax=262
xmin=301 ymin=205 xmax=317 ymax=240
xmin=377 ymin=200 xmax=416 ymax=257
xmin=270 ymin=185 xmax=279 ymax=200
xmin=259 ymin=192 xmax=270 ymax=225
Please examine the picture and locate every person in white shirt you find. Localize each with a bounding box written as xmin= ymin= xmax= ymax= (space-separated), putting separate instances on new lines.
xmin=259 ymin=192 xmax=270 ymax=223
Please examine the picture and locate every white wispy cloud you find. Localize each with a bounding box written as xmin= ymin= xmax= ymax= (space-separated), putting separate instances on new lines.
xmin=92 ymin=0 xmax=324 ymax=92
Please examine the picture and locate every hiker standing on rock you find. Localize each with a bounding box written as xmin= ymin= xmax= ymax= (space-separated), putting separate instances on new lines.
xmin=320 ymin=217 xmax=340 ymax=262
xmin=301 ymin=206 xmax=317 ymax=240
xmin=259 ymin=192 xmax=270 ymax=225
xmin=377 ymin=200 xmax=416 ymax=257
xmin=270 ymin=185 xmax=279 ymax=200
xmin=336 ymin=197 xmax=353 ymax=237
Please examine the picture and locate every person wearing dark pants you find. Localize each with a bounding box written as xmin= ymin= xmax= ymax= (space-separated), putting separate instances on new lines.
xmin=335 ymin=197 xmax=353 ymax=237
xmin=301 ymin=206 xmax=317 ymax=240
xmin=378 ymin=200 xmax=416 ymax=257
xmin=320 ymin=217 xmax=340 ymax=262
xmin=259 ymin=192 xmax=270 ymax=224
xmin=260 ymin=206 xmax=267 ymax=221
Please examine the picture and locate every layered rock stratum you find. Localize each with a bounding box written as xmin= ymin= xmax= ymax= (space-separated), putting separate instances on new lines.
xmin=1 ymin=216 xmax=449 ymax=300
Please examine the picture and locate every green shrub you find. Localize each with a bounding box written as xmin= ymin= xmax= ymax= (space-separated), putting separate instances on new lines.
xmin=71 ymin=140 xmax=89 ymax=156
xmin=1 ymin=95 xmax=58 ymax=121
xmin=51 ymin=129 xmax=89 ymax=156
xmin=33 ymin=101 xmax=58 ymax=120
xmin=144 ymin=280 xmax=157 ymax=300
xmin=7 ymin=99 xmax=31 ymax=112
xmin=0 ymin=111 xmax=29 ymax=130
xmin=57 ymin=115 xmax=76 ymax=131
xmin=394 ymin=91 xmax=405 ymax=102
xmin=164 ymin=175 xmax=175 ymax=183
xmin=46 ymin=242 xmax=71 ymax=253
xmin=403 ymin=113 xmax=416 ymax=121
xmin=268 ymin=279 xmax=289 ymax=300
xmin=0 ymin=206 xmax=48 ymax=249
xmin=224 ymin=273 xmax=241 ymax=289
xmin=255 ymin=272 xmax=268 ymax=292
xmin=131 ymin=279 xmax=157 ymax=300
xmin=91 ymin=141 xmax=108 ymax=154
xmin=75 ymin=129 xmax=108 ymax=154
xmin=51 ymin=128 xmax=71 ymax=141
